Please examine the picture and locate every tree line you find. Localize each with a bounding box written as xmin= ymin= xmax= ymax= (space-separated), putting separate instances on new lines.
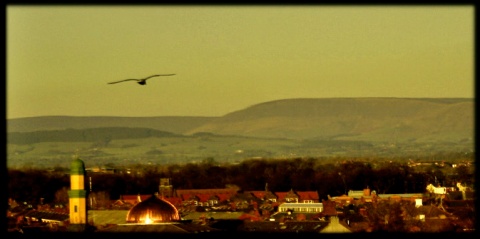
xmin=7 ymin=127 xmax=180 ymax=144
xmin=7 ymin=156 xmax=474 ymax=207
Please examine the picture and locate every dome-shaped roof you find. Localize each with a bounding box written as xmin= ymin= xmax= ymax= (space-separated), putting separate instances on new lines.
xmin=126 ymin=194 xmax=180 ymax=223
xmin=70 ymin=158 xmax=85 ymax=175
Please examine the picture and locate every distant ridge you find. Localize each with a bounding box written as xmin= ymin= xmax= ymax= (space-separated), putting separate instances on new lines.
xmin=7 ymin=98 xmax=473 ymax=144
xmin=7 ymin=116 xmax=217 ymax=134
xmin=8 ymin=127 xmax=181 ymax=145
xmin=186 ymin=97 xmax=473 ymax=143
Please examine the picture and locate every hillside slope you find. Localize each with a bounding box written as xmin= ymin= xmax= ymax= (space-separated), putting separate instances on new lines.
xmin=7 ymin=98 xmax=474 ymax=144
xmin=186 ymin=98 xmax=474 ymax=143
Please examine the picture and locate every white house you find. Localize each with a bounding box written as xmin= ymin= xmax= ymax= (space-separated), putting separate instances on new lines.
xmin=278 ymin=202 xmax=323 ymax=213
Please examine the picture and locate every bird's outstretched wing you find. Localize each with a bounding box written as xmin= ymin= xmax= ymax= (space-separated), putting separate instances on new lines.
xmin=108 ymin=74 xmax=175 ymax=84
xmin=107 ymin=79 xmax=139 ymax=84
xmin=144 ymin=74 xmax=176 ymax=80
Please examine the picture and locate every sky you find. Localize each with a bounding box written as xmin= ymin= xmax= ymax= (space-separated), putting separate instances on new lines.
xmin=6 ymin=5 xmax=474 ymax=119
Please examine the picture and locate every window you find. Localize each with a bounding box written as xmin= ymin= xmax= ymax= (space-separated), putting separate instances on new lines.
xmin=74 ymin=205 xmax=77 ymax=213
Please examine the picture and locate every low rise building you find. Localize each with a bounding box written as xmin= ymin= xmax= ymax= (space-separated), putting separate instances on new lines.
xmin=278 ymin=202 xmax=323 ymax=213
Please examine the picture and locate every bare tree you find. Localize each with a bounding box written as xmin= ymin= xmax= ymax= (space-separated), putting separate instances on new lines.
xmin=54 ymin=187 xmax=69 ymax=205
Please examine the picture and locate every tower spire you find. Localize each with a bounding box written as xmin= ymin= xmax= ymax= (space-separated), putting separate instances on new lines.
xmin=68 ymin=157 xmax=88 ymax=232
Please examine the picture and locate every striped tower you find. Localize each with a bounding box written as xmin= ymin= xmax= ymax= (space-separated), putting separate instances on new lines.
xmin=68 ymin=158 xmax=88 ymax=231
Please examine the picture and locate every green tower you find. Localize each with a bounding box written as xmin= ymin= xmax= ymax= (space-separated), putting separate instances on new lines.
xmin=67 ymin=158 xmax=88 ymax=232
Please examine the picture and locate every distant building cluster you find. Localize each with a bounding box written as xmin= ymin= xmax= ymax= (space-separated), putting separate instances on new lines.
xmin=7 ymin=158 xmax=476 ymax=234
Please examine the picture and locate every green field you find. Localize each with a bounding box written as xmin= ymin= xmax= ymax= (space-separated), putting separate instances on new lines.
xmin=7 ymin=132 xmax=472 ymax=169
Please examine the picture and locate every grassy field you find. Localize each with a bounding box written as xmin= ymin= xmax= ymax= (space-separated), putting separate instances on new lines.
xmin=7 ymin=132 xmax=473 ymax=170
xmin=7 ymin=135 xmax=300 ymax=169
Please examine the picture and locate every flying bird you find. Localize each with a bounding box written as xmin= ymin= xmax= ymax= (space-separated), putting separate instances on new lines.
xmin=108 ymin=74 xmax=176 ymax=85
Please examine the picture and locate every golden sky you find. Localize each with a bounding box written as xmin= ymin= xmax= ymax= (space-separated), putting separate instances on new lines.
xmin=7 ymin=5 xmax=474 ymax=119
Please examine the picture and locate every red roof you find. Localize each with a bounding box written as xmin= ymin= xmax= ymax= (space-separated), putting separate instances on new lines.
xmin=275 ymin=192 xmax=288 ymax=201
xmin=175 ymin=188 xmax=237 ymax=196
xmin=175 ymin=189 xmax=237 ymax=203
xmin=297 ymin=191 xmax=320 ymax=201
xmin=120 ymin=195 xmax=139 ymax=201
xmin=274 ymin=191 xmax=319 ymax=202
xmin=162 ymin=197 xmax=183 ymax=206
xmin=249 ymin=191 xmax=267 ymax=199
xmin=196 ymin=193 xmax=211 ymax=203
xmin=217 ymin=192 xmax=235 ymax=202
xmin=176 ymin=191 xmax=235 ymax=203
xmin=180 ymin=193 xmax=197 ymax=201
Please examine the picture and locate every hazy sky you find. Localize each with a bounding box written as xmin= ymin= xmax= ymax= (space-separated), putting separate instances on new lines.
xmin=7 ymin=5 xmax=473 ymax=119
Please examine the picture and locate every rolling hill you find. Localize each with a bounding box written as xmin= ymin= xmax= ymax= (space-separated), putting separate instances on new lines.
xmin=186 ymin=98 xmax=474 ymax=143
xmin=7 ymin=98 xmax=474 ymax=168
xmin=7 ymin=116 xmax=217 ymax=134
xmin=8 ymin=98 xmax=474 ymax=144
